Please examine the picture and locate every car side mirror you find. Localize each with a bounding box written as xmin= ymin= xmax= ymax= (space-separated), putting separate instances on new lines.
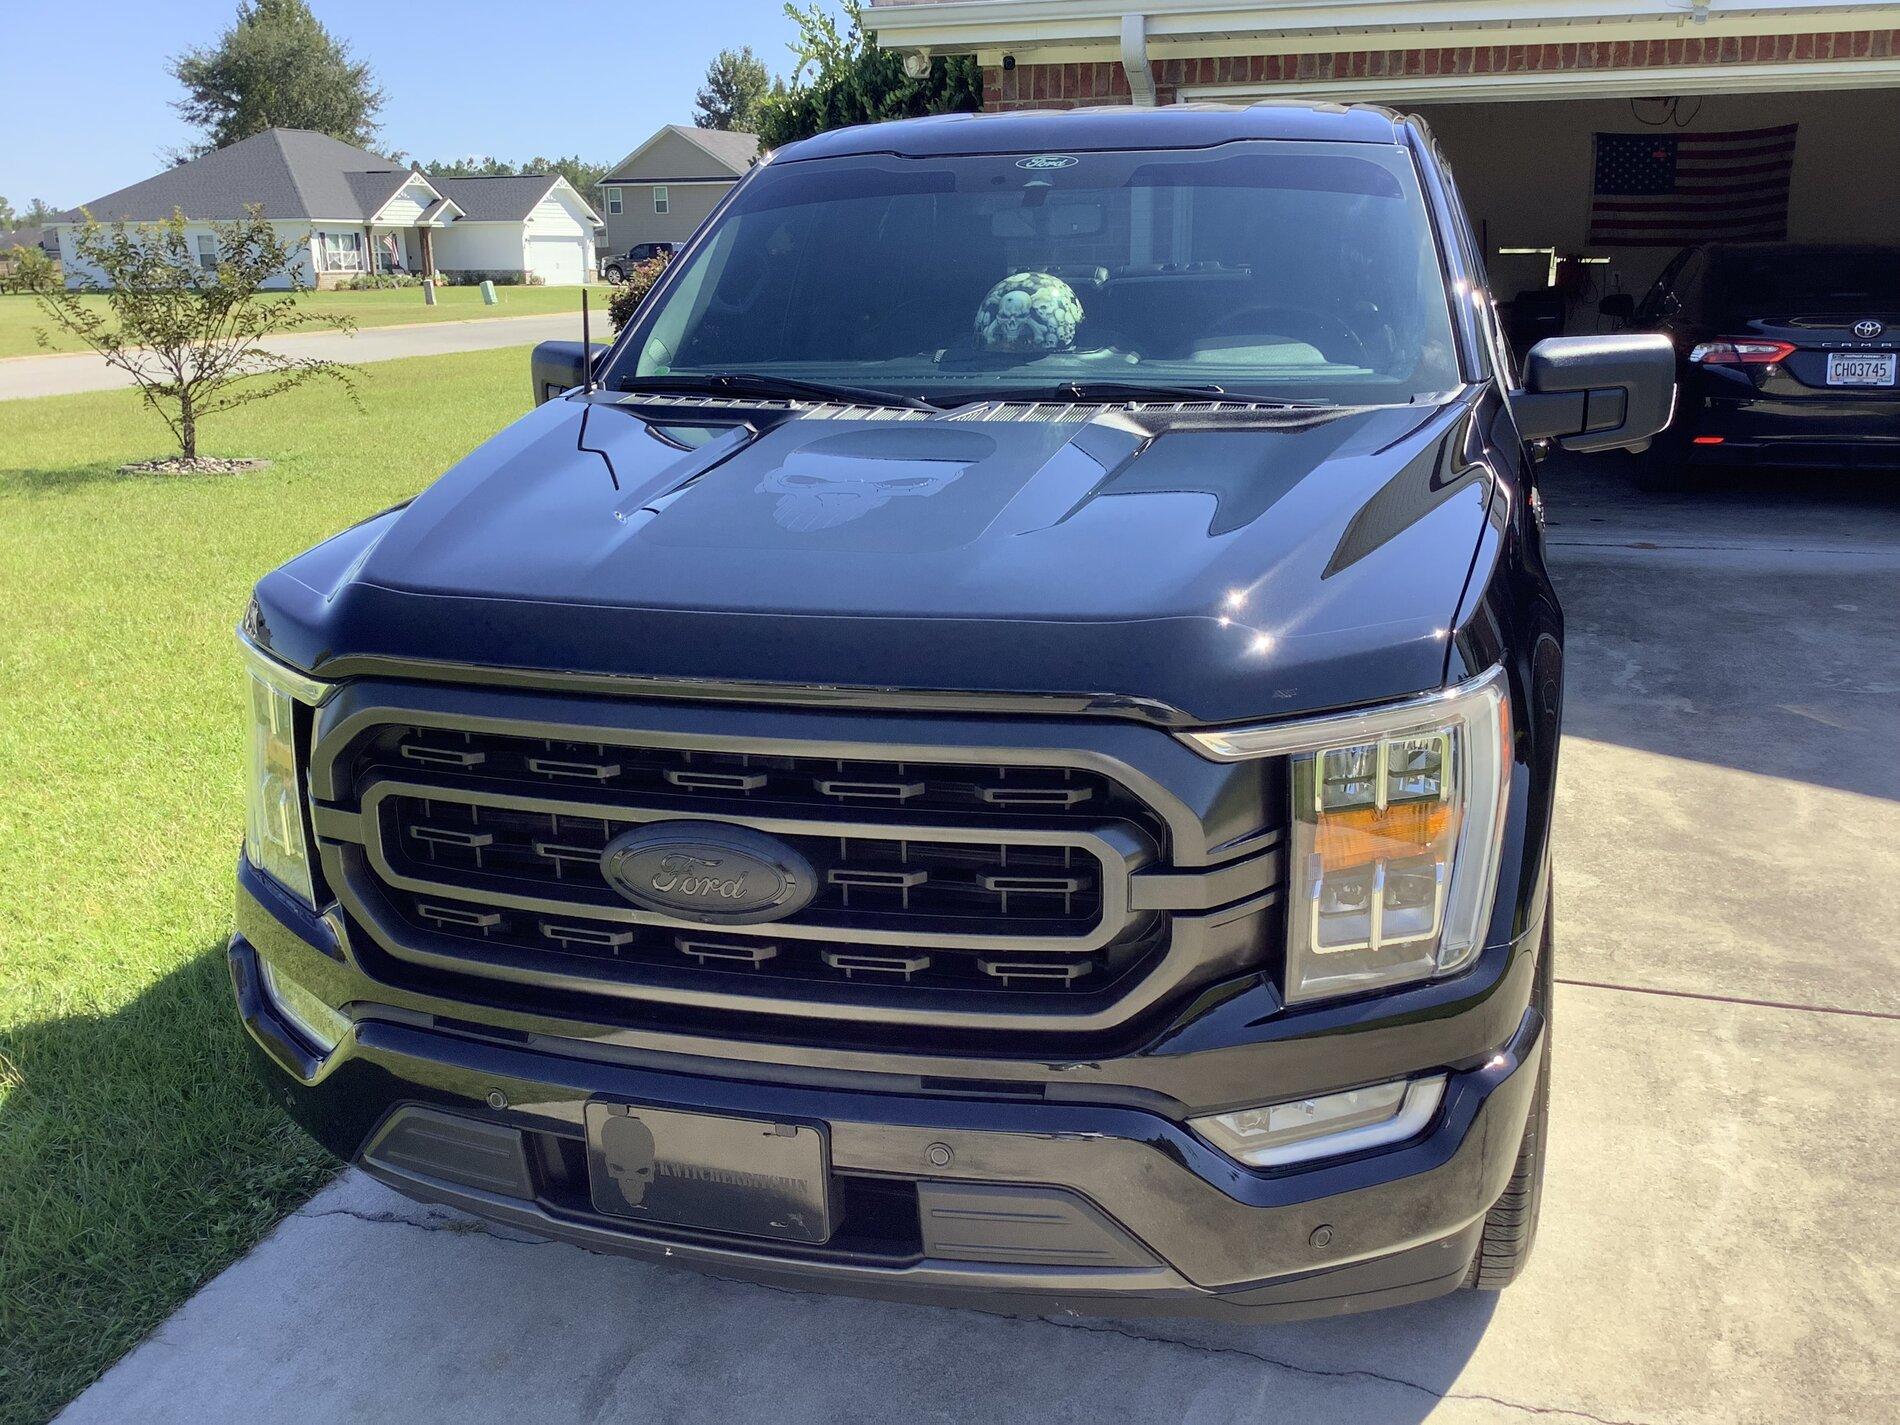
xmin=1513 ymin=333 xmax=1676 ymax=454
xmin=531 ymin=340 xmax=594 ymax=406
xmin=1597 ymin=293 xmax=1635 ymax=323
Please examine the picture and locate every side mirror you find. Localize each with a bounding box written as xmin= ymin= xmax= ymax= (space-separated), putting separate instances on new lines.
xmin=531 ymin=340 xmax=594 ymax=406
xmin=1514 ymin=333 xmax=1676 ymax=454
xmin=1597 ymin=293 xmax=1636 ymax=323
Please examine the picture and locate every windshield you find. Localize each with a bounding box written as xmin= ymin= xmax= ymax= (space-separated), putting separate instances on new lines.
xmin=606 ymin=141 xmax=1463 ymax=406
xmin=1710 ymin=247 xmax=1900 ymax=313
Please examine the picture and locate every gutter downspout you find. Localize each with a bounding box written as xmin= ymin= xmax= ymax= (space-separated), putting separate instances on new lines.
xmin=1121 ymin=13 xmax=1157 ymax=107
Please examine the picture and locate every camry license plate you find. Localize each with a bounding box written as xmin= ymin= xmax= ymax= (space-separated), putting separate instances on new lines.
xmin=585 ymin=1102 xmax=832 ymax=1243
xmin=1826 ymin=352 xmax=1897 ymax=386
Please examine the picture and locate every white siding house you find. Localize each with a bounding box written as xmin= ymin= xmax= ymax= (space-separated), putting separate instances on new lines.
xmin=52 ymin=129 xmax=602 ymax=288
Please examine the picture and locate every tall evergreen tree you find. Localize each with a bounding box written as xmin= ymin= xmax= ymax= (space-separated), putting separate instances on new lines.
xmin=694 ymin=47 xmax=773 ymax=132
xmin=171 ymin=0 xmax=385 ymax=153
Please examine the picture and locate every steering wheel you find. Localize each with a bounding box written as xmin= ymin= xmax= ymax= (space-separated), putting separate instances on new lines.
xmin=1205 ymin=306 xmax=1370 ymax=366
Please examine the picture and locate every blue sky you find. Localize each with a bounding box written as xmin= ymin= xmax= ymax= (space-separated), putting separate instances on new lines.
xmin=1 ymin=0 xmax=808 ymax=209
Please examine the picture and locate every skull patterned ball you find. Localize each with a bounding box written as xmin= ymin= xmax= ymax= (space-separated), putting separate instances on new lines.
xmin=975 ymin=272 xmax=1083 ymax=353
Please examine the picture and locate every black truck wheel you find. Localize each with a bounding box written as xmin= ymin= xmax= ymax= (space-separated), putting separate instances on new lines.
xmin=1464 ymin=915 xmax=1552 ymax=1291
xmin=604 ymin=264 xmax=626 ymax=286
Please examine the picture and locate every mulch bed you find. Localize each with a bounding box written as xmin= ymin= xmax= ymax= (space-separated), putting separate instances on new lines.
xmin=117 ymin=456 xmax=272 ymax=475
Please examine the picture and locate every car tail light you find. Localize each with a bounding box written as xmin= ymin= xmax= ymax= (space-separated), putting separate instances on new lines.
xmin=1688 ymin=339 xmax=1796 ymax=365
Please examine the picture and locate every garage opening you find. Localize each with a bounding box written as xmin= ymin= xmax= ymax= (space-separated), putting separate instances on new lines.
xmin=1410 ymin=88 xmax=1899 ymax=344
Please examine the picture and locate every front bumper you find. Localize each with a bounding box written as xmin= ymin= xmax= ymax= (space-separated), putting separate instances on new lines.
xmin=233 ymin=867 xmax=1546 ymax=1321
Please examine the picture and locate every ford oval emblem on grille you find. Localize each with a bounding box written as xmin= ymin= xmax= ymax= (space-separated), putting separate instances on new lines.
xmin=600 ymin=822 xmax=816 ymax=926
xmin=1854 ymin=319 xmax=1885 ymax=340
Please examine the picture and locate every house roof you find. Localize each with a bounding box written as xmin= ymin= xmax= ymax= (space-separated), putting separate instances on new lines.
xmin=62 ymin=129 xmax=421 ymax=223
xmin=603 ymin=124 xmax=759 ymax=184
xmin=56 ymin=127 xmax=599 ymax=230
xmin=678 ymin=125 xmax=762 ymax=172
xmin=1 ymin=226 xmax=51 ymax=253
xmin=430 ymin=174 xmax=560 ymax=221
xmin=344 ymin=168 xmax=415 ymax=217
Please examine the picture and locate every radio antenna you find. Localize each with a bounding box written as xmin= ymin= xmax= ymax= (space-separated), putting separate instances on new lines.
xmin=580 ymin=287 xmax=596 ymax=394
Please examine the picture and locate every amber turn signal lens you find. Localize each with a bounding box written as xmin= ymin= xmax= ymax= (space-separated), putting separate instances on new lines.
xmin=1314 ymin=801 xmax=1456 ymax=867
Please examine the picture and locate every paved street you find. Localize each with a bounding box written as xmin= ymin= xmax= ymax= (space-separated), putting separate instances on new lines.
xmin=0 ymin=311 xmax=594 ymax=401
xmin=56 ymin=458 xmax=1900 ymax=1425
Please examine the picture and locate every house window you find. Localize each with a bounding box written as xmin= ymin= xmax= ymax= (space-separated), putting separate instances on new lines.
xmin=195 ymin=234 xmax=217 ymax=272
xmin=653 ymin=186 xmax=669 ymax=215
xmin=315 ymin=230 xmax=364 ymax=273
xmin=606 ymin=188 xmax=622 ymax=216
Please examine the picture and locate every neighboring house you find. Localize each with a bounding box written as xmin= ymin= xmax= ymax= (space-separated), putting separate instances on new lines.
xmin=596 ymin=125 xmax=758 ymax=253
xmin=51 ymin=128 xmax=601 ymax=288
xmin=867 ymin=0 xmax=1900 ymax=313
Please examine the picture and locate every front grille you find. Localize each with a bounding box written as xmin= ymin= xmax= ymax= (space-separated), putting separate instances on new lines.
xmin=389 ymin=887 xmax=1161 ymax=998
xmin=375 ymin=728 xmax=1127 ymax=823
xmin=380 ymin=794 xmax=1105 ymax=934
xmin=319 ymin=718 xmax=1202 ymax=1025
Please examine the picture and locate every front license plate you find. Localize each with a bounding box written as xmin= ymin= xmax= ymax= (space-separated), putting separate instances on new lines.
xmin=1826 ymin=352 xmax=1897 ymax=386
xmin=584 ymin=1102 xmax=832 ymax=1243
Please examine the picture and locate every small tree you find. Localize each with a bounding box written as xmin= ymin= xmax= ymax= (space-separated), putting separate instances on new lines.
xmin=13 ymin=208 xmax=356 ymax=463
xmin=694 ymin=47 xmax=773 ymax=132
xmin=753 ymin=1 xmax=979 ymax=149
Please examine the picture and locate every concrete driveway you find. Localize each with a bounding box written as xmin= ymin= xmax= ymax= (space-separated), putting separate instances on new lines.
xmin=0 ymin=311 xmax=595 ymax=401
xmin=56 ymin=459 xmax=1900 ymax=1425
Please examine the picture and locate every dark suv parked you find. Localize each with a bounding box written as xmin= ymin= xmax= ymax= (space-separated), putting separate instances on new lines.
xmin=600 ymin=241 xmax=676 ymax=283
xmin=233 ymin=104 xmax=1672 ymax=1319
xmin=1606 ymin=242 xmax=1900 ymax=485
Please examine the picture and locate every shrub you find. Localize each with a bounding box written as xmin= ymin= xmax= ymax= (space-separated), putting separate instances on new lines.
xmin=342 ymin=272 xmax=424 ymax=290
xmin=608 ymin=253 xmax=672 ymax=332
xmin=439 ymin=269 xmax=539 ymax=287
xmin=1 ymin=242 xmax=57 ymax=292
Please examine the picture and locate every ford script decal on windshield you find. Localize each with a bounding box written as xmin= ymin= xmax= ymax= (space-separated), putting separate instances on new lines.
xmin=1016 ymin=154 xmax=1079 ymax=170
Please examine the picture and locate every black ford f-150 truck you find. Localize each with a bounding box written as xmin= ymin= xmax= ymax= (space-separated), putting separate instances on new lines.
xmin=233 ymin=104 xmax=1674 ymax=1320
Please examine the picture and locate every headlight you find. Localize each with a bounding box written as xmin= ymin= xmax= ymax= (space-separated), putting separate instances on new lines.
xmin=239 ymin=632 xmax=327 ymax=906
xmin=1182 ymin=667 xmax=1511 ymax=1004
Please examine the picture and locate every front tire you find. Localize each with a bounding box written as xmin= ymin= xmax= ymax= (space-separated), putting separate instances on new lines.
xmin=604 ymin=265 xmax=626 ymax=286
xmin=1463 ymin=916 xmax=1552 ymax=1291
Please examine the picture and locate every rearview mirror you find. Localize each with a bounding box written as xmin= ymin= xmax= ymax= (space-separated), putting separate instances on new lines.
xmin=1513 ymin=333 xmax=1676 ymax=454
xmin=531 ymin=340 xmax=594 ymax=406
xmin=989 ymin=203 xmax=1106 ymax=239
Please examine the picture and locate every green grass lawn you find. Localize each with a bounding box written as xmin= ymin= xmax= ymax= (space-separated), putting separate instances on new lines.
xmin=0 ymin=283 xmax=596 ymax=357
xmin=0 ymin=347 xmax=535 ymax=1425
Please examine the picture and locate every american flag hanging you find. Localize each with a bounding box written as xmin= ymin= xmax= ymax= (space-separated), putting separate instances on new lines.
xmin=1589 ymin=125 xmax=1797 ymax=246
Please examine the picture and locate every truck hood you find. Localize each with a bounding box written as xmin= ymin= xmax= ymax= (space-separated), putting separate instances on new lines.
xmin=255 ymin=392 xmax=1495 ymax=725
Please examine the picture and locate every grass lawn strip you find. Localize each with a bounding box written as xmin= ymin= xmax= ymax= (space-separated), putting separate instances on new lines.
xmin=0 ymin=284 xmax=597 ymax=358
xmin=0 ymin=345 xmax=532 ymax=1425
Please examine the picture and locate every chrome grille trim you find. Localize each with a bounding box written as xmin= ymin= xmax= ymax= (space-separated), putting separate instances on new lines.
xmin=354 ymin=779 xmax=1137 ymax=953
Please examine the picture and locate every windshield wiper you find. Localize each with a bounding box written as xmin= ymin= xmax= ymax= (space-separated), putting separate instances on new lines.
xmin=614 ymin=372 xmax=937 ymax=412
xmin=951 ymin=381 xmax=1334 ymax=408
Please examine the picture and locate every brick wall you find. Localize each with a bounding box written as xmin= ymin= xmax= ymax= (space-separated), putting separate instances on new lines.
xmin=982 ymin=30 xmax=1900 ymax=111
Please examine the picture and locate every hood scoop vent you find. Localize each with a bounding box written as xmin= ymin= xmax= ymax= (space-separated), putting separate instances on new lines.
xmin=614 ymin=390 xmax=1353 ymax=430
